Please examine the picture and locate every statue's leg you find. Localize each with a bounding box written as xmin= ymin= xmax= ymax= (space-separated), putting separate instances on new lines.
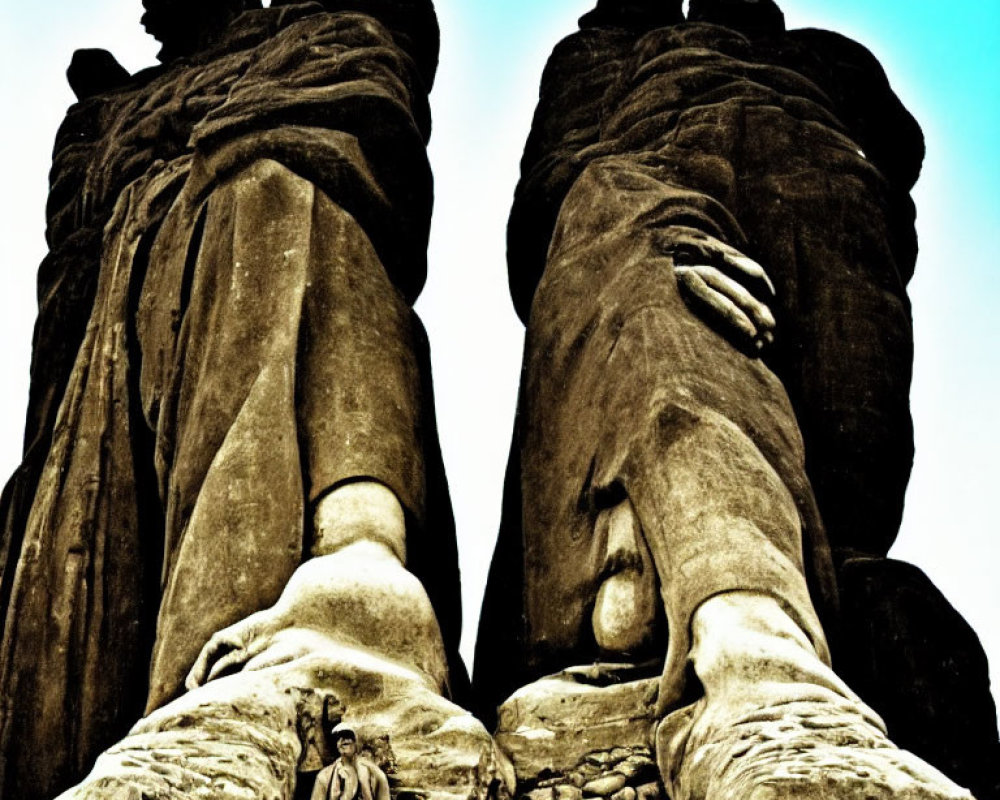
xmin=140 ymin=151 xmax=454 ymax=702
xmin=142 ymin=158 xmax=314 ymax=706
xmin=504 ymin=158 xmax=972 ymax=799
xmin=53 ymin=157 xmax=510 ymax=800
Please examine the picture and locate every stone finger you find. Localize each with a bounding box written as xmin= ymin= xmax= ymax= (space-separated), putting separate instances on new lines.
xmin=721 ymin=251 xmax=776 ymax=297
xmin=690 ymin=266 xmax=776 ymax=334
xmin=205 ymin=639 xmax=253 ymax=684
xmin=676 ymin=267 xmax=758 ymax=344
xmin=185 ymin=633 xmax=235 ymax=690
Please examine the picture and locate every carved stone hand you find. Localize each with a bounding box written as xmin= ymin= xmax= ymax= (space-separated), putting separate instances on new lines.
xmin=664 ymin=226 xmax=777 ymax=353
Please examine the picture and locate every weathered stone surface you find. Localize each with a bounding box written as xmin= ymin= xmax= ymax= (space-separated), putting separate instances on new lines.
xmin=269 ymin=0 xmax=441 ymax=90
xmin=57 ymin=663 xmax=336 ymax=800
xmin=582 ymin=774 xmax=626 ymax=797
xmin=495 ymin=666 xmax=658 ymax=779
xmin=479 ymin=157 xmax=837 ymax=726
xmin=495 ymin=665 xmax=662 ymax=800
xmin=5 ymin=2 xmax=996 ymax=800
xmin=634 ymin=782 xmax=660 ymax=800
xmin=556 ymin=786 xmax=584 ymax=800
xmin=501 ymin=14 xmax=921 ymax=560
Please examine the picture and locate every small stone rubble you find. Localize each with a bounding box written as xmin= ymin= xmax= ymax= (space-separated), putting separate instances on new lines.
xmin=520 ymin=746 xmax=662 ymax=800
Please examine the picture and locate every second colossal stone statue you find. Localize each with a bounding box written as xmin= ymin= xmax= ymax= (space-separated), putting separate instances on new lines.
xmin=476 ymin=0 xmax=992 ymax=797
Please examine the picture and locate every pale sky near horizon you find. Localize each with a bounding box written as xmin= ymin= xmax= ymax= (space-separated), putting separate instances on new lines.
xmin=0 ymin=0 xmax=997 ymax=718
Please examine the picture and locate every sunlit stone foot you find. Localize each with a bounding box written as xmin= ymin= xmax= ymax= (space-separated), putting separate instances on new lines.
xmin=56 ymin=483 xmax=514 ymax=800
xmin=656 ymin=593 xmax=975 ymax=800
xmin=56 ymin=640 xmax=510 ymax=800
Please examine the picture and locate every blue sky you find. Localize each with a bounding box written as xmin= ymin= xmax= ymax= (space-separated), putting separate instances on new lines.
xmin=0 ymin=0 xmax=997 ymax=715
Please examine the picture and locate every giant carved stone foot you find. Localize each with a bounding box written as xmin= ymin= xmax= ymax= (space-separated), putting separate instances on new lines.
xmin=656 ymin=593 xmax=975 ymax=800
xmin=57 ymin=638 xmax=509 ymax=800
xmin=57 ymin=483 xmax=513 ymax=800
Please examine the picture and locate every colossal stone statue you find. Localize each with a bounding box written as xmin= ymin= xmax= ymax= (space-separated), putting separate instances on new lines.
xmin=0 ymin=2 xmax=508 ymax=799
xmin=475 ymin=0 xmax=996 ymax=798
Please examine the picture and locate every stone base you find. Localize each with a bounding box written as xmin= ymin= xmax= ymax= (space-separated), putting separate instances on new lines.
xmin=494 ymin=663 xmax=665 ymax=800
